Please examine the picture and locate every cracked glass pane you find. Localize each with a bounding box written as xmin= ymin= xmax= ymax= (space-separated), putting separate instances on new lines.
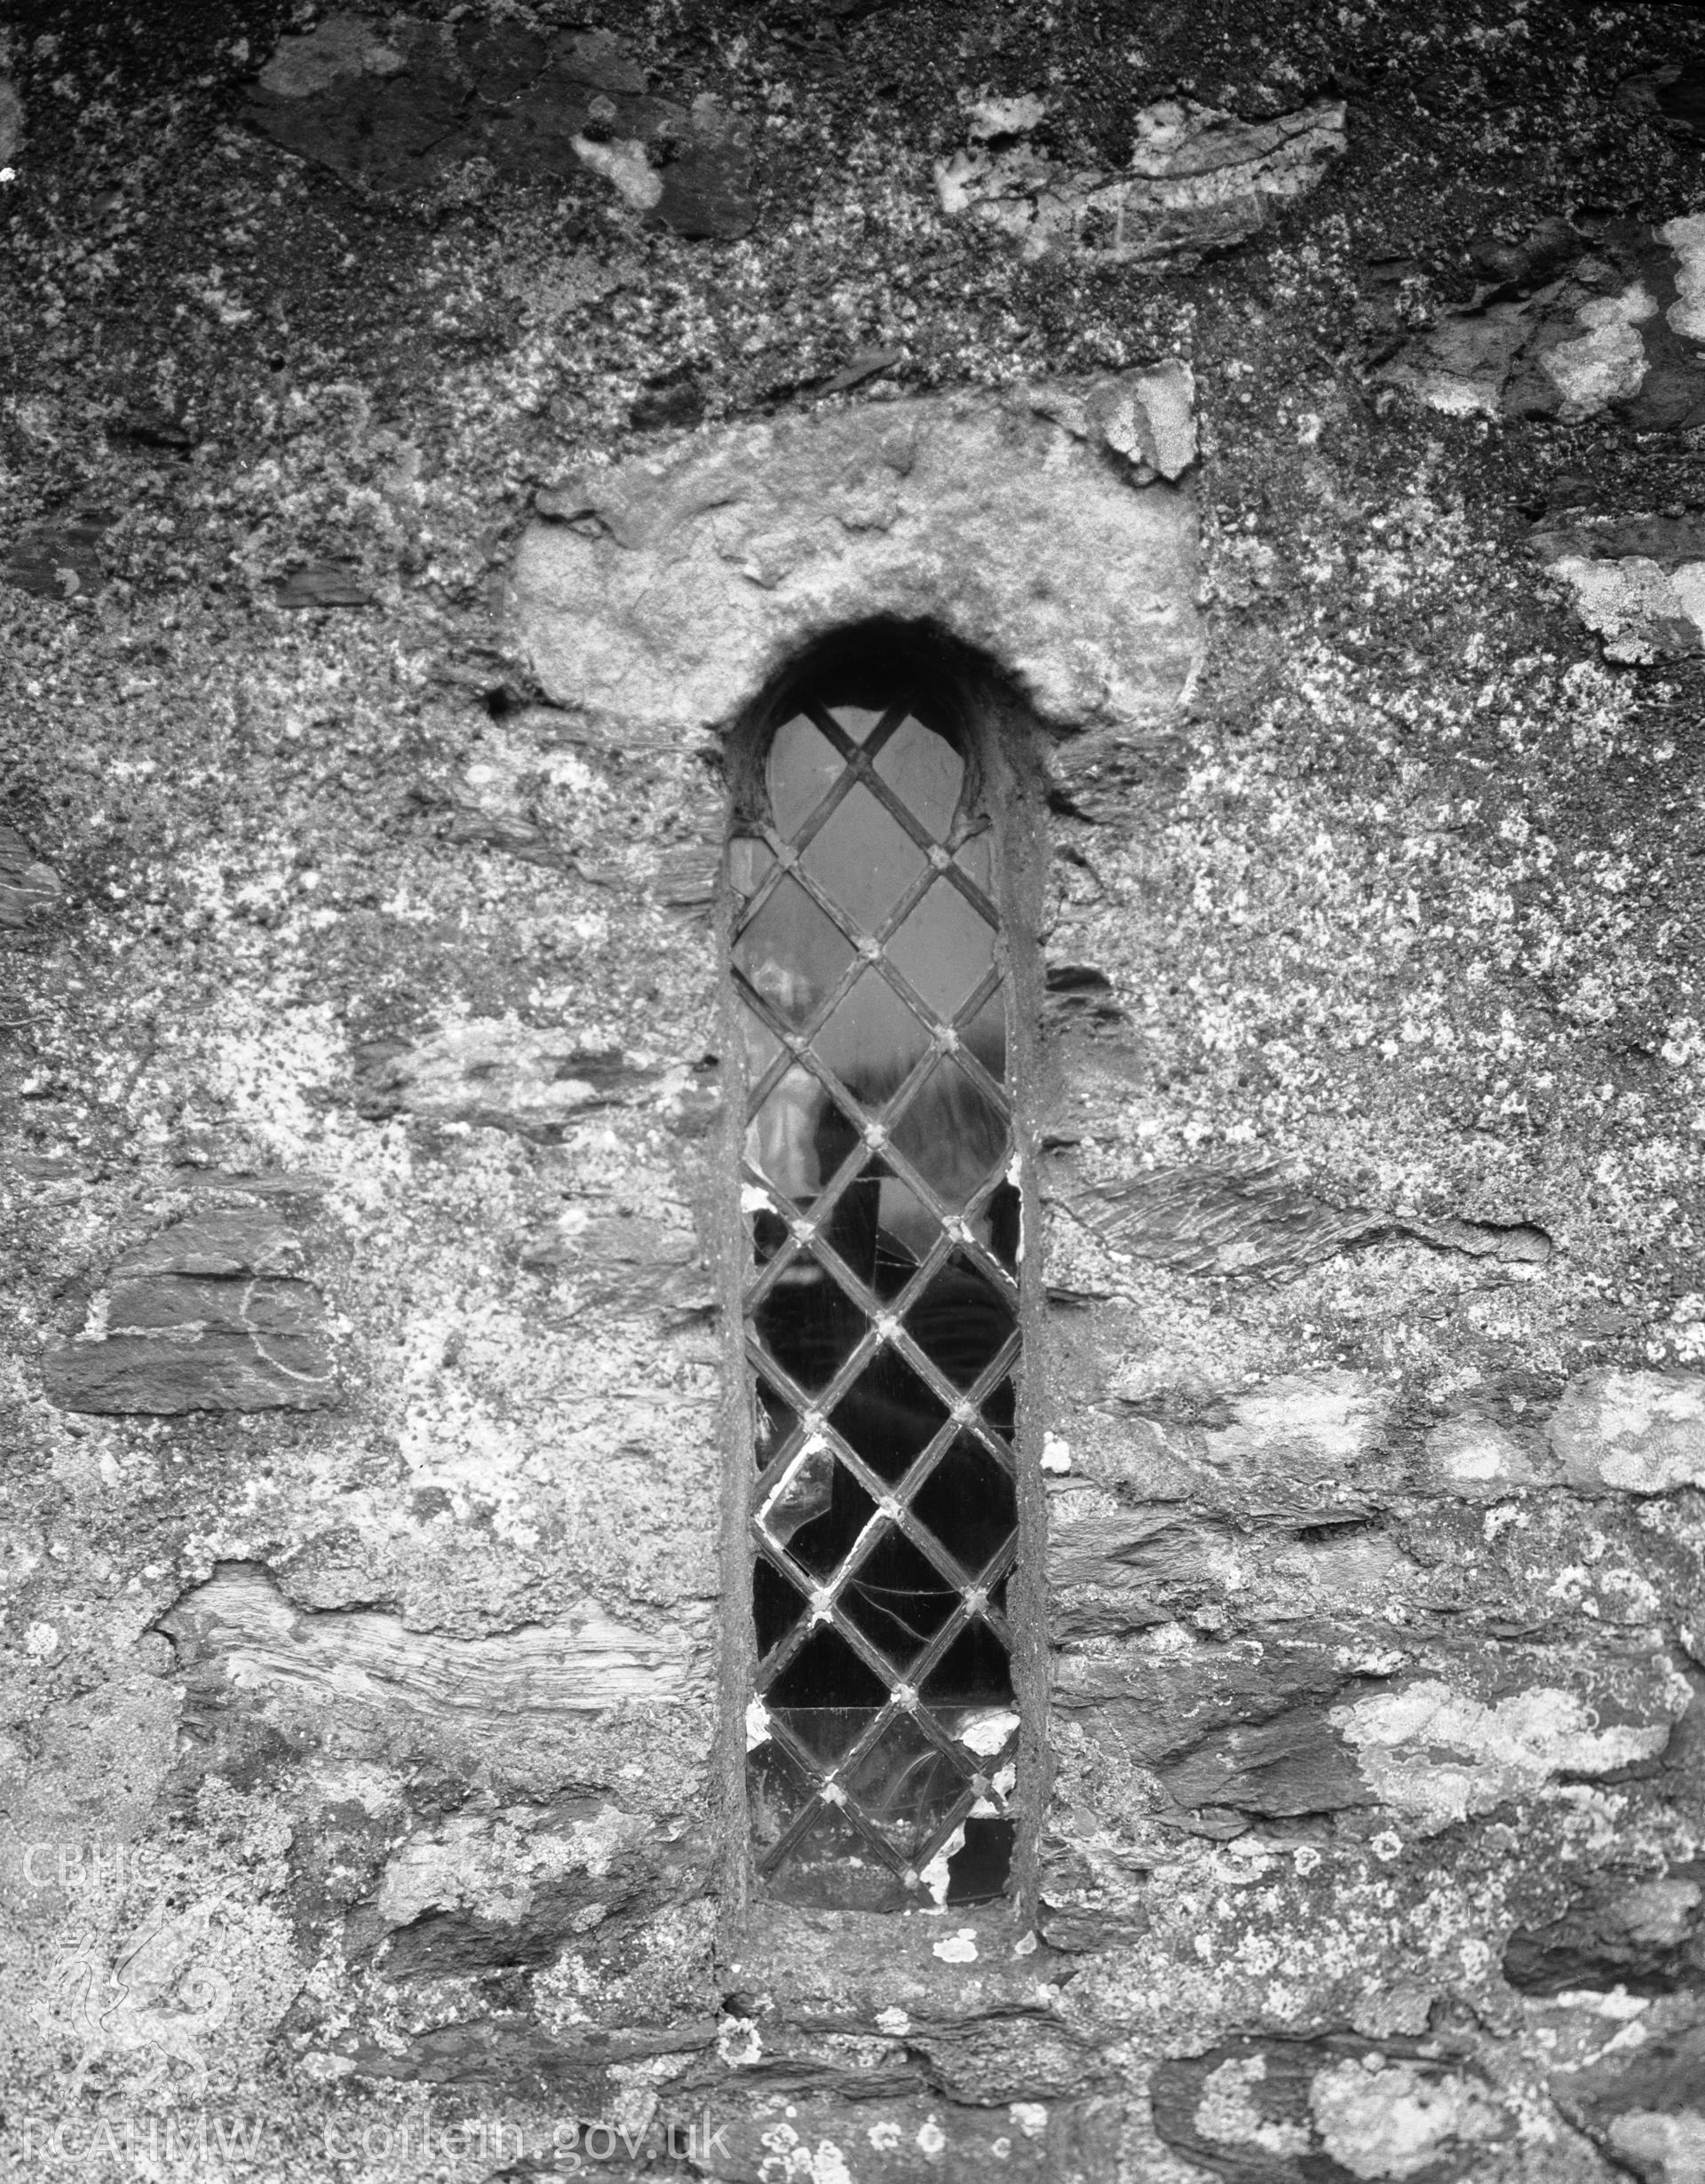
xmin=738 ymin=676 xmax=1024 ymax=1909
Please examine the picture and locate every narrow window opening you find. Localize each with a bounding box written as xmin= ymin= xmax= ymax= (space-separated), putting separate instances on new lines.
xmin=730 ymin=635 xmax=1025 ymax=1912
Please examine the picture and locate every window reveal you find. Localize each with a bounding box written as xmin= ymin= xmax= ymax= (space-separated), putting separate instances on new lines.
xmin=732 ymin=663 xmax=1023 ymax=1911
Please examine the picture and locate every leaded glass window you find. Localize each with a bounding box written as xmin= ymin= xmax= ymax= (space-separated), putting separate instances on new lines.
xmin=731 ymin=645 xmax=1023 ymax=1911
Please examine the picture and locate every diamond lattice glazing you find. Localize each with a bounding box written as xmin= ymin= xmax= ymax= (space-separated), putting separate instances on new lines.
xmin=734 ymin=690 xmax=1021 ymax=1911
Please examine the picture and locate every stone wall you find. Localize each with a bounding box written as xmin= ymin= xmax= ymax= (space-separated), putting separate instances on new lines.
xmin=3 ymin=3 xmax=1705 ymax=2180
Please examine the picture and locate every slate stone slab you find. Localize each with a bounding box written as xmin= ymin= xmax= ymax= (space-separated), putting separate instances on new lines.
xmin=107 ymin=1274 xmax=323 ymax=1337
xmin=1504 ymin=1874 xmax=1705 ymax=1995
xmin=4 ymin=509 xmax=115 ymax=599
xmin=1550 ymin=2014 xmax=1705 ymax=2180
xmin=1154 ymin=1706 xmax=1374 ymax=1817
xmin=0 ymin=824 xmax=62 ymax=929
xmin=1066 ymin=1162 xmax=1550 ymax=1278
xmin=1379 ymin=213 xmax=1705 ymax=431
xmin=114 ymin=1207 xmax=306 ymax=1279
xmin=245 ymin=15 xmax=757 ymax=236
xmin=274 ymin=564 xmax=373 ymax=608
xmin=43 ymin=1330 xmax=337 ymax=1414
xmin=43 ymin=1209 xmax=335 ymax=1413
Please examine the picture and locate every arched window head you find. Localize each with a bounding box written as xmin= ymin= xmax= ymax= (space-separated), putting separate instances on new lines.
xmin=729 ymin=626 xmax=1028 ymax=1912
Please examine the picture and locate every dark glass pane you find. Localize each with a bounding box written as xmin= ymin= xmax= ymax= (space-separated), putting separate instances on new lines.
xmin=911 ymin=1439 xmax=1016 ymax=1578
xmin=887 ymin=879 xmax=997 ymax=1023
xmin=757 ymin=1436 xmax=837 ymax=1550
xmin=765 ymin=1624 xmax=889 ymax=1713
xmin=829 ymin=1345 xmax=950 ymax=1484
xmin=728 ymin=835 xmax=776 ymax=901
xmin=984 ymin=1182 xmax=1022 ymax=1277
xmin=955 ymin=834 xmax=995 ymax=893
xmin=934 ymin=1674 xmax=1019 ymax=1766
xmin=749 ymin=1731 xmax=815 ymax=1857
xmin=752 ymin=1553 xmax=810 ymax=1659
xmin=780 ymin=1456 xmax=875 ymax=1582
xmin=822 ymin=700 xmax=884 ymax=743
xmin=753 ymin=1257 xmax=864 ymax=1396
xmin=900 ymin=1253 xmax=1016 ymax=1393
xmin=921 ymin=1623 xmax=1013 ymax=1713
xmin=873 ymin=1175 xmax=940 ymax=1294
xmin=984 ymin=1373 xmax=1017 ymax=1440
xmin=962 ymin=981 xmax=1008 ymax=1083
xmin=751 ymin=1373 xmax=798 ymax=1468
xmin=748 ymin=1062 xmax=852 ymax=1212
xmin=947 ymin=1818 xmax=1016 ymax=1904
xmin=750 ymin=1776 xmax=912 ymax=1912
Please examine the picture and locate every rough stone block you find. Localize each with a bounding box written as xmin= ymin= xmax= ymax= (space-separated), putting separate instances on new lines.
xmin=1378 ymin=213 xmax=1705 ymax=433
xmin=936 ymin=97 xmax=1346 ymax=263
xmin=1550 ymin=2010 xmax=1705 ymax=2182
xmin=1152 ymin=2038 xmax=1511 ymax=2182
xmin=1057 ymin=1633 xmax=1693 ymax=1831
xmin=162 ymin=1563 xmax=710 ymax=1729
xmin=356 ymin=1017 xmax=665 ymax=1138
xmin=1504 ymin=1875 xmax=1705 ymax=1994
xmin=1067 ymin=1369 xmax=1395 ymax=1524
xmin=511 ymin=380 xmax=1199 ymax=743
xmin=356 ymin=1805 xmax=710 ymax=1979
xmin=1051 ymin=1633 xmax=1363 ymax=1776
xmin=1422 ymin=1412 xmax=1558 ymax=1495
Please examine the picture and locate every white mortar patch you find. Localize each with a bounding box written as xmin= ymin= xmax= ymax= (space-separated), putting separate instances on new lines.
xmin=1309 ymin=2058 xmax=1505 ymax=2180
xmin=1329 ymin=1676 xmax=1686 ymax=1830
xmin=571 ymin=134 xmax=662 ymax=210
xmin=1540 ymin=283 xmax=1657 ymax=419
xmin=1610 ymin=2111 xmax=1705 ymax=2179
xmin=1424 ymin=1416 xmax=1540 ymax=1490
xmin=1659 ymin=212 xmax=1705 ymax=343
xmin=1545 ymin=553 xmax=1705 ymax=665
xmin=1194 ymin=2056 xmax=1311 ymax=2158
xmin=1550 ymin=1368 xmax=1705 ymax=1491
